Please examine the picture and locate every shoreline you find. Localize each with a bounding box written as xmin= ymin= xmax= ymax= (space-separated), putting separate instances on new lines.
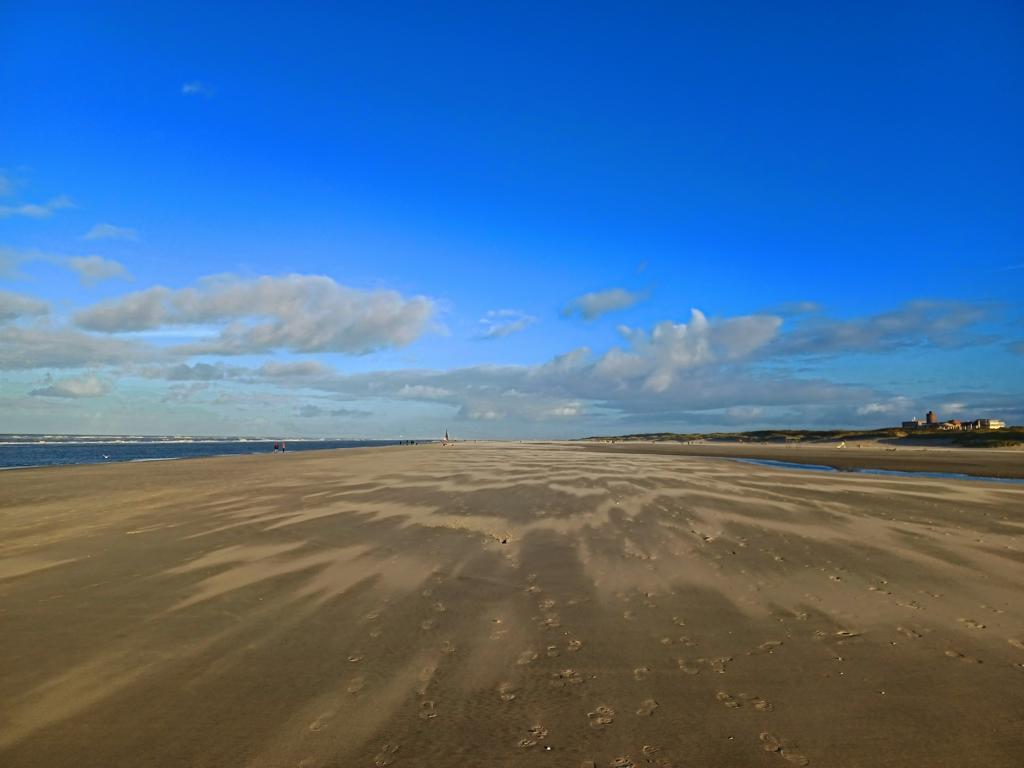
xmin=578 ymin=440 xmax=1024 ymax=479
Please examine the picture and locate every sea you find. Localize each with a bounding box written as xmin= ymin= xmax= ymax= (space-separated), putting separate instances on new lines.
xmin=0 ymin=435 xmax=412 ymax=470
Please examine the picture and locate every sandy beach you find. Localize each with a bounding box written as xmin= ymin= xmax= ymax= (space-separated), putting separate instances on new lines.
xmin=1 ymin=442 xmax=1022 ymax=767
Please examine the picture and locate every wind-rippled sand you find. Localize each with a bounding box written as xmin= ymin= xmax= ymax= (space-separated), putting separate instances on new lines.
xmin=1 ymin=443 xmax=1022 ymax=767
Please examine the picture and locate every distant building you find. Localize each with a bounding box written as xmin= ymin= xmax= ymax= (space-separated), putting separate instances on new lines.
xmin=974 ymin=419 xmax=1006 ymax=430
xmin=902 ymin=419 xmax=925 ymax=429
xmin=926 ymin=410 xmax=938 ymax=425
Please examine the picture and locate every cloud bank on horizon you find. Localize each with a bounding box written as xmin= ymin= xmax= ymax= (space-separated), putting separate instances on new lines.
xmin=2 ymin=2 xmax=1022 ymax=437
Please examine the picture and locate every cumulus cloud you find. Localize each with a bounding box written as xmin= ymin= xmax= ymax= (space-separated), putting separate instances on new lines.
xmin=30 ymin=374 xmax=111 ymax=398
xmin=0 ymin=195 xmax=73 ymax=219
xmin=562 ymin=288 xmax=645 ymax=320
xmin=181 ymin=81 xmax=214 ymax=97
xmin=0 ymin=290 xmax=49 ymax=323
xmin=74 ymin=274 xmax=436 ymax=355
xmin=82 ymin=223 xmax=138 ymax=241
xmin=598 ymin=309 xmax=782 ymax=392
xmin=478 ymin=309 xmax=537 ymax=339
xmin=68 ymin=255 xmax=130 ymax=285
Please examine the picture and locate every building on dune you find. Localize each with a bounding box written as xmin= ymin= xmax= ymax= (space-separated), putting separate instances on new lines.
xmin=901 ymin=412 xmax=1006 ymax=431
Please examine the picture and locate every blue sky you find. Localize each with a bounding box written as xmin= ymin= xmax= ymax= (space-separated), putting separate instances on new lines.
xmin=1 ymin=1 xmax=1022 ymax=438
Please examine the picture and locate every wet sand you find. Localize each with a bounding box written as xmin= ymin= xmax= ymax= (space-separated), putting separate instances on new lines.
xmin=581 ymin=440 xmax=1024 ymax=479
xmin=1 ymin=442 xmax=1022 ymax=767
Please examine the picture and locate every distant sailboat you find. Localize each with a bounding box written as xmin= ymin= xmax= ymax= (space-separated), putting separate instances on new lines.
xmin=444 ymin=429 xmax=449 ymax=444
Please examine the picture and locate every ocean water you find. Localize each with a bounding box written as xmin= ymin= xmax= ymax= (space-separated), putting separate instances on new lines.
xmin=0 ymin=435 xmax=411 ymax=470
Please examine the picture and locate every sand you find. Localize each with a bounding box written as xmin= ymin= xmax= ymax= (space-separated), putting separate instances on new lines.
xmin=1 ymin=442 xmax=1022 ymax=767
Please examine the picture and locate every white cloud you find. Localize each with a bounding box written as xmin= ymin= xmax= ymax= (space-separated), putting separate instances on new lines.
xmin=181 ymin=81 xmax=214 ymax=97
xmin=75 ymin=274 xmax=437 ymax=355
xmin=0 ymin=290 xmax=49 ymax=323
xmin=596 ymin=309 xmax=782 ymax=392
xmin=0 ymin=195 xmax=74 ymax=219
xmin=478 ymin=309 xmax=537 ymax=339
xmin=562 ymin=288 xmax=646 ymax=320
xmin=68 ymin=255 xmax=130 ymax=285
xmin=0 ymin=325 xmax=162 ymax=370
xmin=83 ymin=223 xmax=138 ymax=241
xmin=30 ymin=374 xmax=111 ymax=398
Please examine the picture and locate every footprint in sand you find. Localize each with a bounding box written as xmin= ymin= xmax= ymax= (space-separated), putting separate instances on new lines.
xmin=373 ymin=743 xmax=400 ymax=767
xmin=750 ymin=640 xmax=783 ymax=655
xmin=636 ymin=698 xmax=658 ymax=716
xmin=672 ymin=616 xmax=686 ymax=627
xmin=707 ymin=656 xmax=732 ymax=673
xmin=433 ymin=601 xmax=447 ymax=613
xmin=945 ymin=650 xmax=983 ymax=664
xmin=610 ymin=758 xmax=636 ymax=768
xmin=517 ymin=650 xmax=539 ymax=665
xmin=1008 ymin=639 xmax=1024 ymax=651
xmin=896 ymin=626 xmax=923 ymax=640
xmin=677 ymin=658 xmax=701 ymax=675
xmin=623 ymin=610 xmax=637 ymax=621
xmin=419 ymin=700 xmax=438 ymax=719
xmin=308 ymin=713 xmax=331 ymax=732
xmin=441 ymin=640 xmax=456 ymax=654
xmin=547 ymin=644 xmax=561 ymax=658
xmin=542 ymin=614 xmax=562 ymax=628
xmin=346 ymin=676 xmax=366 ymax=694
xmin=498 ymin=682 xmax=517 ymax=702
xmin=539 ymin=598 xmax=557 ymax=609
xmin=760 ymin=733 xmax=809 ymax=765
xmin=518 ymin=724 xmax=549 ymax=748
xmin=369 ymin=628 xmax=382 ymax=639
xmin=567 ymin=639 xmax=584 ymax=652
xmin=551 ymin=668 xmax=584 ymax=687
xmin=641 ymin=745 xmax=674 ymax=767
xmin=716 ymin=691 xmax=741 ymax=709
xmin=348 ymin=653 xmax=364 ymax=662
xmin=527 ymin=585 xmax=543 ymax=595
xmin=721 ymin=692 xmax=773 ymax=711
xmin=634 ymin=666 xmax=650 ymax=681
xmin=420 ymin=619 xmax=436 ymax=631
xmin=587 ymin=705 xmax=615 ymax=729
xmin=737 ymin=692 xmax=773 ymax=711
xmin=957 ymin=618 xmax=986 ymax=630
